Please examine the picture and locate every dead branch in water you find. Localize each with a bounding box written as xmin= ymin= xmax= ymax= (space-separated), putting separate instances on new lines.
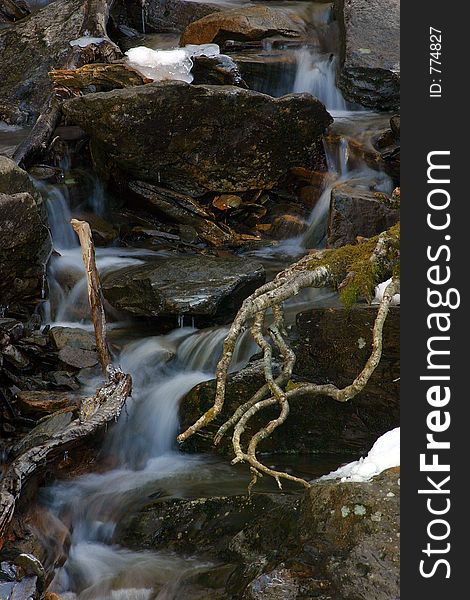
xmin=178 ymin=225 xmax=400 ymax=489
xmin=71 ymin=219 xmax=112 ymax=373
xmin=0 ymin=370 xmax=131 ymax=546
xmin=0 ymin=217 xmax=132 ymax=548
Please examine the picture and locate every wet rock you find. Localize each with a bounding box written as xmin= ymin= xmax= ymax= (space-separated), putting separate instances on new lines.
xmin=0 ymin=159 xmax=51 ymax=307
xmin=62 ymin=81 xmax=332 ymax=196
xmin=58 ymin=346 xmax=99 ymax=369
xmin=298 ymin=468 xmax=400 ymax=600
xmin=16 ymin=390 xmax=79 ymax=417
xmin=0 ymin=0 xmax=85 ymax=123
xmin=180 ymin=6 xmax=306 ymax=47
xmin=129 ymin=181 xmax=236 ymax=246
xmin=1 ymin=344 xmax=30 ymax=369
xmin=102 ymin=255 xmax=265 ymax=322
xmin=14 ymin=554 xmax=45 ymax=593
xmin=117 ymin=493 xmax=298 ymax=568
xmin=191 ymin=54 xmax=247 ymax=87
xmin=327 ymin=182 xmax=399 ymax=248
xmin=180 ymin=306 xmax=399 ymax=455
xmin=117 ymin=469 xmax=399 ymax=599
xmin=8 ymin=575 xmax=38 ymax=600
xmin=11 ymin=409 xmax=75 ymax=457
xmin=73 ymin=212 xmax=119 ymax=246
xmin=335 ymin=0 xmax=399 ymax=110
xmin=373 ymin=115 xmax=400 ymax=184
xmin=49 ymin=327 xmax=96 ymax=351
xmin=270 ymin=214 xmax=307 ymax=239
xmin=0 ymin=191 xmax=51 ymax=307
xmin=112 ymin=0 xmax=221 ymax=34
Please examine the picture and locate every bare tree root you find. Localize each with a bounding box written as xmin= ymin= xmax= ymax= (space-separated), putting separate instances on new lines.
xmin=177 ymin=225 xmax=400 ymax=488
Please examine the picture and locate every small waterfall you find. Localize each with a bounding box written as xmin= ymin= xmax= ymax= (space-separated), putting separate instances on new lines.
xmin=293 ymin=49 xmax=347 ymax=112
xmin=44 ymin=186 xmax=77 ymax=250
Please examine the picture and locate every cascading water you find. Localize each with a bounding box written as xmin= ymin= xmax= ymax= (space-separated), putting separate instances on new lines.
xmin=293 ymin=49 xmax=347 ymax=112
xmin=18 ymin=3 xmax=396 ymax=597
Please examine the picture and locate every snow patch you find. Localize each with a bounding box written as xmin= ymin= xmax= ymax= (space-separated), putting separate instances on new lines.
xmin=322 ymin=427 xmax=400 ymax=482
xmin=125 ymin=44 xmax=220 ymax=83
xmin=372 ymin=278 xmax=400 ymax=305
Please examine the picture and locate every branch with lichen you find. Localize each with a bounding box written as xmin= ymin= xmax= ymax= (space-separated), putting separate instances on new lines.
xmin=177 ymin=224 xmax=400 ymax=488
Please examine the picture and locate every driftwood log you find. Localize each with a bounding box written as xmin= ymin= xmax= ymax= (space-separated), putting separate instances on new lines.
xmin=50 ymin=63 xmax=151 ymax=93
xmin=13 ymin=0 xmax=120 ymax=168
xmin=0 ymin=219 xmax=131 ymax=547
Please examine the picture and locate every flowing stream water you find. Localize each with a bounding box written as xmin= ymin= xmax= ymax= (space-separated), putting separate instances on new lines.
xmin=0 ymin=2 xmax=395 ymax=597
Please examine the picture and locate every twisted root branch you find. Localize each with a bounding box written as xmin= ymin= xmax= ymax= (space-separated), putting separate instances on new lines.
xmin=177 ymin=228 xmax=400 ymax=488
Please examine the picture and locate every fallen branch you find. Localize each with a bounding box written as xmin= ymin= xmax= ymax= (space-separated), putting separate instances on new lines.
xmin=71 ymin=219 xmax=112 ymax=373
xmin=0 ymin=370 xmax=131 ymax=546
xmin=178 ymin=225 xmax=400 ymax=488
xmin=50 ymin=63 xmax=151 ymax=92
xmin=0 ymin=217 xmax=131 ymax=546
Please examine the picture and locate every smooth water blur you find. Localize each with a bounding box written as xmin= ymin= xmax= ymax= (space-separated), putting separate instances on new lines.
xmin=30 ymin=3 xmax=391 ymax=595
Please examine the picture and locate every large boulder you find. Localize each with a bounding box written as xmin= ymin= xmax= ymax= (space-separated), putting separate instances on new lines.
xmin=0 ymin=158 xmax=51 ymax=307
xmin=112 ymin=0 xmax=222 ymax=33
xmin=180 ymin=6 xmax=306 ymax=47
xmin=62 ymin=81 xmax=332 ymax=196
xmin=327 ymin=182 xmax=399 ymax=248
xmin=116 ymin=468 xmax=399 ymax=599
xmin=102 ymin=255 xmax=265 ymax=322
xmin=0 ymin=0 xmax=86 ymax=124
xmin=335 ymin=0 xmax=399 ymax=110
xmin=179 ymin=305 xmax=400 ymax=455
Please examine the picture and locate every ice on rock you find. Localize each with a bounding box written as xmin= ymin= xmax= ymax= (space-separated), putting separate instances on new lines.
xmin=321 ymin=427 xmax=400 ymax=483
xmin=70 ymin=37 xmax=107 ymax=48
xmin=125 ymin=44 xmax=220 ymax=83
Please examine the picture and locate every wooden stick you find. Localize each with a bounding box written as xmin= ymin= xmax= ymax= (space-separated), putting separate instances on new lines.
xmin=71 ymin=219 xmax=112 ymax=373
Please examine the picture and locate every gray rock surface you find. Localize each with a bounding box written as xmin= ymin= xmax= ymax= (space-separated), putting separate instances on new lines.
xmin=336 ymin=0 xmax=400 ymax=110
xmin=327 ymin=182 xmax=399 ymax=247
xmin=102 ymin=255 xmax=265 ymax=321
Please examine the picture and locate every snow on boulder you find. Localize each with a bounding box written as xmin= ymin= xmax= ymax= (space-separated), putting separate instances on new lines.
xmin=372 ymin=278 xmax=400 ymax=305
xmin=322 ymin=427 xmax=400 ymax=482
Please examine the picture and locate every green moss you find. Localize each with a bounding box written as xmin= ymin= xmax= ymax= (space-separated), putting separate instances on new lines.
xmin=305 ymin=223 xmax=400 ymax=308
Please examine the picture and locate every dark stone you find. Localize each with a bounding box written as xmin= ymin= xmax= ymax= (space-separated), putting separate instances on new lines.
xmin=49 ymin=327 xmax=96 ymax=351
xmin=335 ymin=0 xmax=399 ymax=110
xmin=180 ymin=305 xmax=399 ymax=456
xmin=11 ymin=409 xmax=75 ymax=457
xmin=16 ymin=390 xmax=80 ymax=417
xmin=0 ymin=192 xmax=51 ymax=307
xmin=0 ymin=0 xmax=85 ymax=124
xmin=0 ymin=157 xmax=51 ymax=307
xmin=112 ymin=0 xmax=221 ymax=34
xmin=191 ymin=54 xmax=247 ymax=88
xmin=116 ymin=469 xmax=399 ymax=600
xmin=102 ymin=255 xmax=265 ymax=321
xmin=62 ymin=82 xmax=332 ymax=196
xmin=327 ymin=182 xmax=399 ymax=248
